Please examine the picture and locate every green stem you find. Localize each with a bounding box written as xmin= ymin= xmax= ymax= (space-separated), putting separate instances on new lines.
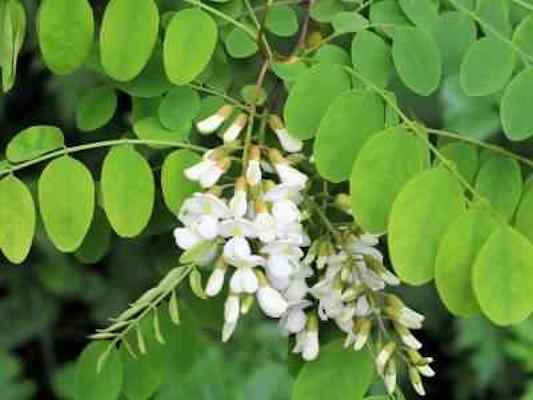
xmin=0 ymin=139 xmax=206 ymax=176
xmin=510 ymin=0 xmax=533 ymax=12
xmin=188 ymin=82 xmax=249 ymax=110
xmin=426 ymin=128 xmax=533 ymax=169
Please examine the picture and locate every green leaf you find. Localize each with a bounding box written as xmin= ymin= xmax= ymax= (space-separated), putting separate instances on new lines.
xmin=332 ymin=12 xmax=369 ymax=34
xmin=0 ymin=175 xmax=35 ymax=264
xmin=225 ymin=27 xmax=258 ymax=58
xmin=315 ymin=90 xmax=384 ymax=183
xmin=351 ymin=127 xmax=429 ymax=234
xmin=460 ymin=37 xmax=514 ymax=96
xmin=310 ymin=0 xmax=344 ymax=23
xmin=284 ymin=63 xmax=351 ymax=140
xmin=435 ymin=209 xmax=499 ymax=317
xmin=476 ymin=0 xmax=511 ymax=39
xmin=37 ymin=0 xmax=94 ymax=75
xmin=501 ymin=68 xmax=533 ymax=141
xmin=398 ymin=0 xmax=439 ymax=31
xmin=158 ymin=86 xmax=200 ymax=131
xmin=101 ymin=146 xmax=155 ymax=238
xmin=434 ymin=11 xmax=477 ymax=75
xmin=75 ymin=342 xmax=123 ymax=400
xmin=133 ymin=116 xmax=190 ymax=146
xmin=272 ymin=59 xmax=308 ymax=82
xmin=100 ymin=0 xmax=159 ymax=81
xmin=513 ymin=15 xmax=533 ymax=61
xmin=76 ymin=86 xmax=117 ymax=132
xmin=265 ymin=4 xmax=298 ymax=37
xmin=120 ymin=344 xmax=162 ymax=400
xmin=437 ymin=142 xmax=479 ymax=185
xmin=392 ymin=27 xmax=442 ymax=96
xmin=369 ymin=0 xmax=410 ymax=36
xmin=39 ymin=156 xmax=95 ymax=252
xmin=473 ymin=226 xmax=533 ymax=326
xmin=351 ymin=30 xmax=392 ymax=89
xmin=474 ymin=156 xmax=522 ymax=221
xmin=0 ymin=0 xmax=26 ymax=92
xmin=161 ymin=149 xmax=201 ymax=216
xmin=515 ymin=181 xmax=533 ymax=243
xmin=164 ymin=8 xmax=217 ymax=84
xmin=292 ymin=340 xmax=373 ymax=400
xmin=388 ymin=167 xmax=465 ymax=285
xmin=6 ymin=125 xmax=64 ymax=163
xmin=314 ymin=44 xmax=350 ymax=66
xmin=75 ymin=207 xmax=112 ymax=265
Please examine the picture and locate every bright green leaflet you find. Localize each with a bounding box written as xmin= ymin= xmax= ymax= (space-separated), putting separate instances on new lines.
xmin=460 ymin=37 xmax=514 ymax=97
xmin=434 ymin=11 xmax=477 ymax=75
xmin=120 ymin=345 xmax=161 ymax=400
xmin=265 ymin=4 xmax=298 ymax=37
xmin=315 ymin=90 xmax=384 ymax=183
xmin=392 ymin=26 xmax=442 ymax=96
xmin=272 ymin=60 xmax=307 ymax=82
xmin=369 ymin=0 xmax=410 ymax=37
xmin=513 ymin=15 xmax=533 ymax=61
xmin=435 ymin=209 xmax=499 ymax=317
xmin=437 ymin=142 xmax=479 ymax=185
xmin=351 ymin=127 xmax=429 ymax=235
xmin=6 ymin=125 xmax=64 ymax=163
xmin=158 ymin=86 xmax=200 ymax=131
xmin=100 ymin=0 xmax=159 ymax=82
xmin=225 ymin=27 xmax=258 ymax=59
xmin=133 ymin=116 xmax=191 ymax=146
xmin=161 ymin=150 xmax=201 ymax=216
xmin=351 ymin=30 xmax=392 ymax=89
xmin=75 ymin=342 xmax=123 ymax=400
xmin=76 ymin=86 xmax=117 ymax=132
xmin=164 ymin=8 xmax=218 ymax=85
xmin=284 ymin=63 xmax=351 ymax=140
xmin=501 ymin=68 xmax=533 ymax=141
xmin=101 ymin=145 xmax=155 ymax=238
xmin=476 ymin=0 xmax=511 ymax=39
xmin=37 ymin=0 xmax=94 ymax=75
xmin=0 ymin=0 xmax=26 ymax=92
xmin=38 ymin=156 xmax=95 ymax=252
xmin=0 ymin=175 xmax=35 ymax=264
xmin=309 ymin=0 xmax=344 ymax=23
xmin=332 ymin=12 xmax=369 ymax=34
xmin=398 ymin=0 xmax=439 ymax=31
xmin=314 ymin=44 xmax=350 ymax=66
xmin=474 ymin=155 xmax=522 ymax=221
xmin=515 ymin=182 xmax=533 ymax=243
xmin=292 ymin=340 xmax=373 ymax=400
xmin=473 ymin=226 xmax=533 ymax=326
xmin=388 ymin=167 xmax=465 ymax=285
xmin=74 ymin=207 xmax=112 ymax=265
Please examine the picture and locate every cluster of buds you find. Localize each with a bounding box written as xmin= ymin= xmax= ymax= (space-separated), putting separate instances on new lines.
xmin=174 ymin=105 xmax=434 ymax=396
xmin=305 ymin=226 xmax=435 ymax=395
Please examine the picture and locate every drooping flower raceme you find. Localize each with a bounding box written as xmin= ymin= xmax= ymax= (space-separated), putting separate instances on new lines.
xmin=173 ymin=109 xmax=434 ymax=396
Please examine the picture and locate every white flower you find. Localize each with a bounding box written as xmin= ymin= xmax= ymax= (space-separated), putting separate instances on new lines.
xmin=254 ymin=207 xmax=277 ymax=243
xmin=293 ymin=323 xmax=319 ymax=361
xmin=224 ymin=294 xmax=240 ymax=324
xmin=230 ymin=267 xmax=259 ymax=294
xmin=263 ymin=183 xmax=303 ymax=205
xmin=185 ymin=151 xmax=229 ymax=188
xmin=229 ymin=178 xmax=248 ymax=217
xmin=385 ymin=359 xmax=397 ymax=395
xmin=206 ymin=266 xmax=226 ymax=297
xmin=174 ymin=227 xmax=202 ymax=250
xmin=280 ymin=301 xmax=310 ymax=334
xmin=257 ymin=285 xmax=288 ymax=318
xmin=376 ymin=342 xmax=396 ymax=375
xmin=268 ymin=115 xmax=303 ymax=153
xmin=246 ymin=145 xmax=262 ymax=186
xmin=270 ymin=149 xmax=308 ymax=188
xmin=312 ymin=282 xmax=345 ymax=321
xmin=272 ymin=200 xmax=300 ymax=223
xmin=196 ymin=105 xmax=233 ymax=134
xmin=223 ymin=113 xmax=247 ymax=143
xmin=354 ymin=295 xmax=371 ymax=317
xmin=179 ymin=193 xmax=230 ymax=226
xmin=219 ymin=218 xmax=257 ymax=239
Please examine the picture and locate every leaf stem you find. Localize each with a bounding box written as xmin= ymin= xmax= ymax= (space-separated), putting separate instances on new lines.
xmin=0 ymin=139 xmax=206 ymax=176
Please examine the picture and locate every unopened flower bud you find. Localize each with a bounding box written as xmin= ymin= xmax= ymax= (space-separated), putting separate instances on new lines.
xmin=334 ymin=193 xmax=352 ymax=214
xmin=269 ymin=149 xmax=308 ymax=188
xmin=376 ymin=341 xmax=396 ymax=375
xmin=268 ymin=115 xmax=303 ymax=153
xmin=394 ymin=322 xmax=422 ymax=350
xmin=223 ymin=113 xmax=248 ymax=143
xmin=197 ymin=105 xmax=233 ymax=134
xmin=384 ymin=359 xmax=397 ymax=395
xmin=409 ymin=366 xmax=426 ymax=396
xmin=246 ymin=145 xmax=262 ymax=186
xmin=229 ymin=177 xmax=248 ymax=217
xmin=205 ymin=261 xmax=227 ymax=297
xmin=241 ymin=294 xmax=255 ymax=314
xmin=352 ymin=318 xmax=371 ymax=351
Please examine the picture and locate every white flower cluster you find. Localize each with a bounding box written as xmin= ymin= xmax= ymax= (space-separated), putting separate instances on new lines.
xmin=171 ymin=107 xmax=434 ymax=396
xmin=174 ymin=115 xmax=316 ymax=350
